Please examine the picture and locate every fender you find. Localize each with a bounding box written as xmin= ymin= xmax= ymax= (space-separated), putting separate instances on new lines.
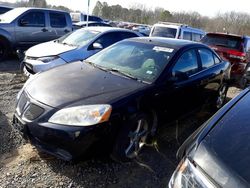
xmin=0 ymin=28 xmax=14 ymax=48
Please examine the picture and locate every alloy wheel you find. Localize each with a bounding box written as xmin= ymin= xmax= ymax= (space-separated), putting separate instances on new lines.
xmin=216 ymin=85 xmax=227 ymax=109
xmin=125 ymin=119 xmax=149 ymax=159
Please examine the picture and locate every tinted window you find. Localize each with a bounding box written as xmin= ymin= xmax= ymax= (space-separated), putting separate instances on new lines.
xmin=198 ymin=48 xmax=215 ymax=69
xmin=173 ymin=49 xmax=198 ymax=76
xmin=193 ymin=33 xmax=202 ymax=42
xmin=245 ymin=39 xmax=250 ymax=52
xmin=151 ymin=26 xmax=177 ymax=38
xmin=50 ymin=13 xmax=66 ymax=28
xmin=89 ymin=16 xmax=102 ymax=22
xmin=95 ymin=32 xmax=122 ymax=48
xmin=183 ymin=31 xmax=192 ymax=40
xmin=119 ymin=32 xmax=138 ymax=39
xmin=201 ymin=34 xmax=242 ymax=50
xmin=19 ymin=12 xmax=45 ymax=27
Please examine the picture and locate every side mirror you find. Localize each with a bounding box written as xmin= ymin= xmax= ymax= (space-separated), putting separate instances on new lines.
xmin=19 ymin=19 xmax=28 ymax=26
xmin=92 ymin=42 xmax=103 ymax=50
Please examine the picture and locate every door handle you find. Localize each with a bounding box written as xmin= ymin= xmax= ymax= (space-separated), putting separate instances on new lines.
xmin=41 ymin=28 xmax=48 ymax=32
xmin=64 ymin=29 xmax=70 ymax=33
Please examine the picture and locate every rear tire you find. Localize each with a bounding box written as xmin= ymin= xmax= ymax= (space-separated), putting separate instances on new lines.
xmin=111 ymin=113 xmax=151 ymax=162
xmin=0 ymin=38 xmax=10 ymax=61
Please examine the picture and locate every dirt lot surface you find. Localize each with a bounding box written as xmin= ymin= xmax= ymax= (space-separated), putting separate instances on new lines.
xmin=0 ymin=58 xmax=241 ymax=188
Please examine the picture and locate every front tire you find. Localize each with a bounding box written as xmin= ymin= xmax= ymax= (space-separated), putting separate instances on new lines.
xmin=0 ymin=38 xmax=10 ymax=61
xmin=111 ymin=113 xmax=151 ymax=162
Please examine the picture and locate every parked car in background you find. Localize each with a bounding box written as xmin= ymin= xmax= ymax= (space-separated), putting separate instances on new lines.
xmin=22 ymin=27 xmax=141 ymax=75
xmin=0 ymin=5 xmax=12 ymax=14
xmin=0 ymin=7 xmax=72 ymax=61
xmin=169 ymin=88 xmax=250 ymax=188
xmin=70 ymin=12 xmax=103 ymax=23
xmin=73 ymin=21 xmax=111 ymax=30
xmin=201 ymin=33 xmax=250 ymax=85
xmin=13 ymin=38 xmax=230 ymax=162
xmin=150 ymin=22 xmax=205 ymax=42
xmin=132 ymin=25 xmax=151 ymax=36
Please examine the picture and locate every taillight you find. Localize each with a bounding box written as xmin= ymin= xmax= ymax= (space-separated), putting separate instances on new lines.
xmin=227 ymin=50 xmax=246 ymax=61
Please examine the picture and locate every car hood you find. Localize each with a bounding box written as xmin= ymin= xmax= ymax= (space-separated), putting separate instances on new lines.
xmin=25 ymin=61 xmax=147 ymax=108
xmin=192 ymin=92 xmax=250 ymax=187
xmin=25 ymin=41 xmax=77 ymax=58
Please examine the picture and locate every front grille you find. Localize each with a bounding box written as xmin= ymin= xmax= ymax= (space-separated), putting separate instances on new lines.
xmin=25 ymin=63 xmax=35 ymax=74
xmin=17 ymin=92 xmax=28 ymax=116
xmin=26 ymin=56 xmax=38 ymax=60
xmin=23 ymin=103 xmax=44 ymax=120
xmin=16 ymin=92 xmax=45 ymax=121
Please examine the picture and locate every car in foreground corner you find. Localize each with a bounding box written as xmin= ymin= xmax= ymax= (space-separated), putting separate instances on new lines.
xmin=169 ymin=88 xmax=250 ymax=188
xmin=13 ymin=37 xmax=230 ymax=161
xmin=22 ymin=27 xmax=141 ymax=76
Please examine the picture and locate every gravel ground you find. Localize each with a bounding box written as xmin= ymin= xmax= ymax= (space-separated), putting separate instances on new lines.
xmin=0 ymin=58 xmax=241 ymax=188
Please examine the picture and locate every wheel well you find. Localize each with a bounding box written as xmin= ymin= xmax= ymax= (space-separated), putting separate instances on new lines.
xmin=0 ymin=35 xmax=11 ymax=48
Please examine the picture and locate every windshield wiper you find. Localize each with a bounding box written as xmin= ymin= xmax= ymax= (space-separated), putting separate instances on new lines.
xmin=105 ymin=68 xmax=148 ymax=83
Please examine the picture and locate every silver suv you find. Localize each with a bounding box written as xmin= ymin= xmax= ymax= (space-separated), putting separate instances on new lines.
xmin=0 ymin=7 xmax=72 ymax=60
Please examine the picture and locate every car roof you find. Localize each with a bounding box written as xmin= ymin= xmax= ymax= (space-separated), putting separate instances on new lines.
xmin=127 ymin=37 xmax=206 ymax=49
xmin=12 ymin=7 xmax=68 ymax=13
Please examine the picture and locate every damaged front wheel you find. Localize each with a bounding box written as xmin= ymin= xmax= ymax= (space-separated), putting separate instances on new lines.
xmin=111 ymin=113 xmax=151 ymax=162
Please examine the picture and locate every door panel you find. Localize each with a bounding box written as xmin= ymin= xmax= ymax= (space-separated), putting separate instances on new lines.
xmin=15 ymin=11 xmax=48 ymax=49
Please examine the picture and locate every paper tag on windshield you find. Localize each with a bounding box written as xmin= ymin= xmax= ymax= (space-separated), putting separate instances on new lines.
xmin=153 ymin=46 xmax=174 ymax=53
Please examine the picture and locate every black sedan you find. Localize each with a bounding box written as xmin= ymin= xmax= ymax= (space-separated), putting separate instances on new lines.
xmin=169 ymin=88 xmax=250 ymax=188
xmin=13 ymin=37 xmax=230 ymax=161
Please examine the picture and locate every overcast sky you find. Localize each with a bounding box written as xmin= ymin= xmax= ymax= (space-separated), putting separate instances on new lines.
xmin=4 ymin=0 xmax=250 ymax=17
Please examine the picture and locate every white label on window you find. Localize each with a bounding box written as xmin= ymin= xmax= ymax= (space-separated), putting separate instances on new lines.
xmin=153 ymin=46 xmax=174 ymax=53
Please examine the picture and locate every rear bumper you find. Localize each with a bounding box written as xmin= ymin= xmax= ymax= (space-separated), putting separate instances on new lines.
xmin=12 ymin=114 xmax=108 ymax=161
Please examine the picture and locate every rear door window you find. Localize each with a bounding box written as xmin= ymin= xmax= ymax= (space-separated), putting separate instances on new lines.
xmin=18 ymin=11 xmax=45 ymax=27
xmin=50 ymin=13 xmax=67 ymax=28
xmin=198 ymin=48 xmax=215 ymax=69
xmin=172 ymin=49 xmax=198 ymax=76
xmin=183 ymin=31 xmax=192 ymax=41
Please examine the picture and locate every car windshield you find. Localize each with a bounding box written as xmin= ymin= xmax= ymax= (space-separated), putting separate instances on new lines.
xmin=57 ymin=29 xmax=100 ymax=47
xmin=0 ymin=8 xmax=26 ymax=23
xmin=87 ymin=41 xmax=174 ymax=83
xmin=201 ymin=34 xmax=242 ymax=50
xmin=151 ymin=26 xmax=177 ymax=38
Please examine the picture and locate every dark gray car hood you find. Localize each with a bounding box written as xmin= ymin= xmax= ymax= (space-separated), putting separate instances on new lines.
xmin=25 ymin=61 xmax=147 ymax=108
xmin=192 ymin=92 xmax=250 ymax=187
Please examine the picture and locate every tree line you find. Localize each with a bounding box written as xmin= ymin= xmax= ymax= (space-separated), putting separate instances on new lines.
xmin=92 ymin=1 xmax=250 ymax=35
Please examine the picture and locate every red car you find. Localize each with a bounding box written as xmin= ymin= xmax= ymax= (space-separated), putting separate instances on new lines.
xmin=201 ymin=33 xmax=250 ymax=84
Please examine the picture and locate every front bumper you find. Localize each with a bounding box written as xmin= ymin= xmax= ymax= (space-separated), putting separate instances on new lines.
xmin=12 ymin=113 xmax=108 ymax=161
xmin=22 ymin=57 xmax=67 ymax=75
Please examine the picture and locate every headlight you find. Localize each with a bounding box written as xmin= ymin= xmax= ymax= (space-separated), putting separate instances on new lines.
xmin=37 ymin=56 xmax=59 ymax=63
xmin=49 ymin=104 xmax=112 ymax=126
xmin=169 ymin=158 xmax=215 ymax=188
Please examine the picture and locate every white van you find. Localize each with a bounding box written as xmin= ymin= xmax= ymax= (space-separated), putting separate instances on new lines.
xmin=149 ymin=22 xmax=205 ymax=42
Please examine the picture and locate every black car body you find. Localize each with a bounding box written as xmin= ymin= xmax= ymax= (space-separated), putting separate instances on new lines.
xmin=169 ymin=88 xmax=250 ymax=188
xmin=13 ymin=37 xmax=230 ymax=161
